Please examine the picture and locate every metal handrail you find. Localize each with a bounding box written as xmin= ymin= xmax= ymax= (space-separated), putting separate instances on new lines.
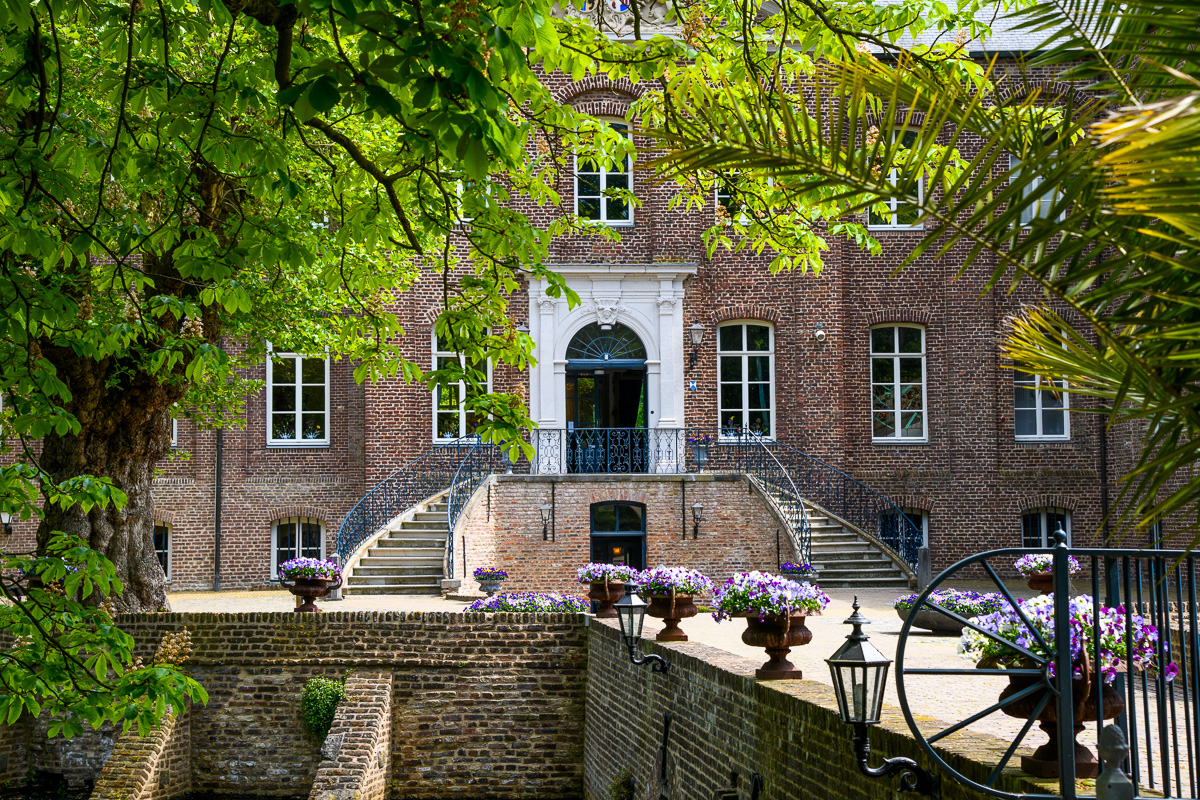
xmin=445 ymin=439 xmax=505 ymax=580
xmin=335 ymin=437 xmax=480 ymax=562
xmin=743 ymin=436 xmax=813 ymax=566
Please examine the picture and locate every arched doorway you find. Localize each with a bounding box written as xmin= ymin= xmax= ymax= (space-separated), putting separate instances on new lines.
xmin=565 ymin=323 xmax=648 ymax=472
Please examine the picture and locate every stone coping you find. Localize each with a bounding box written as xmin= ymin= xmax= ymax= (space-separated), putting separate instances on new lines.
xmin=494 ymin=472 xmax=746 ymax=483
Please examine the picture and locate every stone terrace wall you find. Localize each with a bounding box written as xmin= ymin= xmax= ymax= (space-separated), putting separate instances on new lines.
xmin=585 ymin=619 xmax=1045 ymax=800
xmin=456 ymin=474 xmax=795 ymax=596
xmin=310 ymin=671 xmax=393 ymax=800
xmin=0 ymin=720 xmax=28 ymax=787
xmin=99 ymin=612 xmax=588 ymax=800
xmin=91 ymin=708 xmax=190 ymax=800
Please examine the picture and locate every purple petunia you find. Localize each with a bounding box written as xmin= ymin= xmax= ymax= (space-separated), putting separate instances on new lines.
xmin=278 ymin=557 xmax=340 ymax=581
xmin=636 ymin=565 xmax=713 ymax=596
xmin=473 ymin=566 xmax=508 ymax=581
xmin=893 ymin=588 xmax=1003 ymax=617
xmin=780 ymin=562 xmax=818 ymax=577
xmin=1013 ymin=554 xmax=1083 ymax=577
xmin=577 ymin=563 xmax=638 ymax=583
xmin=712 ymin=571 xmax=830 ymax=622
xmin=464 ymin=592 xmax=588 ymax=613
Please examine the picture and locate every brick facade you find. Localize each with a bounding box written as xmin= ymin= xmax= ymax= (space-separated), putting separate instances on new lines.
xmin=0 ymin=62 xmax=1154 ymax=590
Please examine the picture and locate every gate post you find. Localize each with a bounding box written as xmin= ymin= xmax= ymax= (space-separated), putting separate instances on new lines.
xmin=1053 ymin=529 xmax=1077 ymax=799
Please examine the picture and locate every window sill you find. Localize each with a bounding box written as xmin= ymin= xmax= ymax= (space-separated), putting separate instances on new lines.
xmin=867 ymin=225 xmax=924 ymax=232
xmin=872 ymin=438 xmax=930 ymax=445
xmin=1015 ymin=438 xmax=1073 ymax=445
xmin=267 ymin=443 xmax=331 ymax=449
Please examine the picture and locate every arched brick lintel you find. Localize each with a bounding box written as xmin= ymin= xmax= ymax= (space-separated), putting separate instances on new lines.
xmin=864 ymin=309 xmax=933 ymax=327
xmin=266 ymin=505 xmax=335 ymax=528
xmin=552 ymin=77 xmax=648 ymax=105
xmin=572 ymin=99 xmax=636 ymax=121
xmin=995 ymin=79 xmax=1095 ymax=110
xmin=1019 ymin=494 xmax=1077 ymax=514
xmin=152 ymin=509 xmax=179 ymax=528
xmin=890 ymin=494 xmax=934 ymax=514
xmin=711 ymin=305 xmax=784 ymax=325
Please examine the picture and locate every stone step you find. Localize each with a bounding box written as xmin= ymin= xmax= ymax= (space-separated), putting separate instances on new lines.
xmin=813 ymin=551 xmax=890 ymax=563
xmin=376 ymin=536 xmax=445 ymax=547
xmin=409 ymin=512 xmax=448 ymax=523
xmin=353 ymin=566 xmax=443 ymax=577
xmin=348 ymin=585 xmax=443 ymax=596
xmin=818 ymin=565 xmax=906 ymax=578
xmin=358 ymin=556 xmax=443 ymax=567
xmin=820 ymin=578 xmax=911 ymax=588
xmin=369 ymin=548 xmax=443 ymax=561
xmin=348 ymin=573 xmax=442 ymax=584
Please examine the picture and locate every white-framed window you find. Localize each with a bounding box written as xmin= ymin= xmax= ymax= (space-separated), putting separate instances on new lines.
xmin=272 ymin=517 xmax=324 ymax=576
xmin=718 ymin=322 xmax=774 ymax=437
xmin=1009 ymin=154 xmax=1063 ymax=227
xmin=575 ymin=121 xmax=633 ymax=226
xmin=170 ymin=418 xmax=178 ymax=448
xmin=868 ymin=129 xmax=923 ymax=230
xmin=871 ymin=325 xmax=927 ymax=442
xmin=1014 ymin=369 xmax=1069 ymax=441
xmin=153 ymin=522 xmax=171 ymax=580
xmin=457 ymin=179 xmax=493 ymax=224
xmin=880 ymin=508 xmax=929 ymax=548
xmin=267 ymin=350 xmax=329 ymax=446
xmin=1022 ymin=508 xmax=1070 ymax=548
xmin=432 ymin=334 xmax=492 ymax=441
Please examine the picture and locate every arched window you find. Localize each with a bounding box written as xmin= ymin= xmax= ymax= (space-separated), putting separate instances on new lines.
xmin=1022 ymin=508 xmax=1070 ymax=548
xmin=879 ymin=508 xmax=929 ymax=549
xmin=717 ymin=322 xmax=774 ymax=437
xmin=565 ymin=323 xmax=647 ymax=365
xmin=870 ymin=324 xmax=926 ymax=442
xmin=153 ymin=522 xmax=171 ymax=580
xmin=273 ymin=517 xmax=324 ymax=575
xmin=589 ymin=502 xmax=646 ymax=570
xmin=575 ymin=121 xmax=633 ymax=226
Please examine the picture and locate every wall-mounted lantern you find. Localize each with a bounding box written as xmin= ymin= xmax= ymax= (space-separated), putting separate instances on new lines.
xmin=691 ymin=503 xmax=704 ymax=539
xmin=539 ymin=504 xmax=553 ymax=542
xmin=0 ymin=510 xmax=10 ymax=537
xmin=825 ymin=597 xmax=937 ymax=795
xmin=614 ymin=583 xmax=668 ymax=674
xmin=688 ymin=321 xmax=706 ymax=371
xmin=515 ymin=322 xmax=530 ymax=334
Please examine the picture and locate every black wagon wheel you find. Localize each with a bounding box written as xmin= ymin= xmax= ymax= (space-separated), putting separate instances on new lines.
xmin=894 ymin=549 xmax=1063 ymax=800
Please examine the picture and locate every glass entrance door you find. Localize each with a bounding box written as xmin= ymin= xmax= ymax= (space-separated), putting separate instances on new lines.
xmin=566 ymin=370 xmax=647 ymax=472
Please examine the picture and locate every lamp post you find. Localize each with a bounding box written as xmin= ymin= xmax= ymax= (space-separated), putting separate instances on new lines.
xmin=687 ymin=321 xmax=706 ymax=371
xmin=613 ymin=583 xmax=669 ymax=674
xmin=539 ymin=504 xmax=553 ymax=542
xmin=0 ymin=510 xmax=10 ymax=537
xmin=825 ymin=597 xmax=937 ymax=795
xmin=691 ymin=503 xmax=703 ymax=539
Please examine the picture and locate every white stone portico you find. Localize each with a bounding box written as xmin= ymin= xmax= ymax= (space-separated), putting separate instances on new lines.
xmin=528 ymin=263 xmax=697 ymax=431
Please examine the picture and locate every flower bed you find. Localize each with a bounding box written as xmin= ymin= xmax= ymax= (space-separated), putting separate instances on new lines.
xmin=687 ymin=435 xmax=714 ymax=445
xmin=1014 ymin=554 xmax=1082 ymax=577
xmin=637 ymin=566 xmax=713 ymax=596
xmin=959 ymin=593 xmax=1175 ymax=684
xmin=278 ymin=557 xmax=340 ymax=581
xmin=712 ymin=571 xmax=830 ymax=622
xmin=473 ymin=567 xmax=508 ymax=581
xmin=464 ymin=592 xmax=589 ymax=613
xmin=577 ymin=563 xmax=638 ymax=583
xmin=893 ymin=588 xmax=1002 ymax=617
xmin=779 ymin=562 xmax=818 ymax=578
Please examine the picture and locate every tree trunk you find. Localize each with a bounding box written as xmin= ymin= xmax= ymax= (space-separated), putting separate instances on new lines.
xmin=34 ymin=350 xmax=177 ymax=613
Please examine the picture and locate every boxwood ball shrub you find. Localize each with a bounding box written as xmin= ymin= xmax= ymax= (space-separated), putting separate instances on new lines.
xmin=301 ymin=676 xmax=345 ymax=740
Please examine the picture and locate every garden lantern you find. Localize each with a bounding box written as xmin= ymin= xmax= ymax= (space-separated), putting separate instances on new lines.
xmin=688 ymin=321 xmax=706 ymax=370
xmin=691 ymin=503 xmax=704 ymax=539
xmin=539 ymin=504 xmax=553 ymax=541
xmin=613 ymin=583 xmax=668 ymax=674
xmin=825 ymin=597 xmax=937 ymax=795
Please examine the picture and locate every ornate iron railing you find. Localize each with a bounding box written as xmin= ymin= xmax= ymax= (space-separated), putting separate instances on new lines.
xmin=445 ymin=439 xmax=505 ymax=580
xmin=335 ymin=437 xmax=479 ymax=562
xmin=896 ymin=536 xmax=1200 ymax=800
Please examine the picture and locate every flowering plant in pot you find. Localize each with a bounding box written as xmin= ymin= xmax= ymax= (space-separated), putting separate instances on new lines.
xmin=473 ymin=566 xmax=508 ymax=597
xmin=637 ymin=566 xmax=714 ymax=642
xmin=687 ymin=435 xmax=714 ymax=469
xmin=1014 ymin=554 xmax=1082 ymax=594
xmin=713 ymin=571 xmax=830 ymax=679
xmin=779 ymin=562 xmax=818 ymax=579
xmin=577 ymin=563 xmax=638 ymax=619
xmin=959 ymin=593 xmax=1174 ymax=777
xmin=464 ymin=592 xmax=589 ymax=613
xmin=278 ymin=557 xmax=342 ymax=613
xmin=892 ymin=588 xmax=1002 ymax=634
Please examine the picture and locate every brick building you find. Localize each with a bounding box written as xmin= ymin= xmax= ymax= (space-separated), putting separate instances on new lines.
xmin=3 ymin=16 xmax=1153 ymax=596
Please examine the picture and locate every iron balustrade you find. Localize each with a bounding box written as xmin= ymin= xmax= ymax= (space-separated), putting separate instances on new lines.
xmin=335 ymin=437 xmax=481 ymax=563
xmin=445 ymin=439 xmax=505 ymax=579
xmin=895 ymin=537 xmax=1200 ymax=800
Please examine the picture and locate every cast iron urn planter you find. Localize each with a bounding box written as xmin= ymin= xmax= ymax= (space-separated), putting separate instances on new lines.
xmin=647 ymin=592 xmax=698 ymax=642
xmin=589 ymin=580 xmax=626 ymax=618
xmin=998 ymin=655 xmax=1125 ymax=778
xmin=895 ymin=606 xmax=963 ymax=634
xmin=1027 ymin=572 xmax=1055 ymax=595
xmin=742 ymin=610 xmax=816 ymax=679
xmin=282 ymin=575 xmax=342 ymax=613
xmin=478 ymin=579 xmax=504 ymax=597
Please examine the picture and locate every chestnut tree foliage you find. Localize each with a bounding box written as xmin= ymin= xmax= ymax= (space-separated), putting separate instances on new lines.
xmin=0 ymin=0 xmax=989 ymax=736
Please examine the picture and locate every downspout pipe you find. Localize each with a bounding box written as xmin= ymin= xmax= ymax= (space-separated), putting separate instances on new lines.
xmin=213 ymin=427 xmax=224 ymax=591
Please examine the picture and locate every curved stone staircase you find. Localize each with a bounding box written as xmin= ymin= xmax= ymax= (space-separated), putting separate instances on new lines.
xmin=803 ymin=501 xmax=912 ymax=589
xmin=344 ymin=496 xmax=448 ymax=596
